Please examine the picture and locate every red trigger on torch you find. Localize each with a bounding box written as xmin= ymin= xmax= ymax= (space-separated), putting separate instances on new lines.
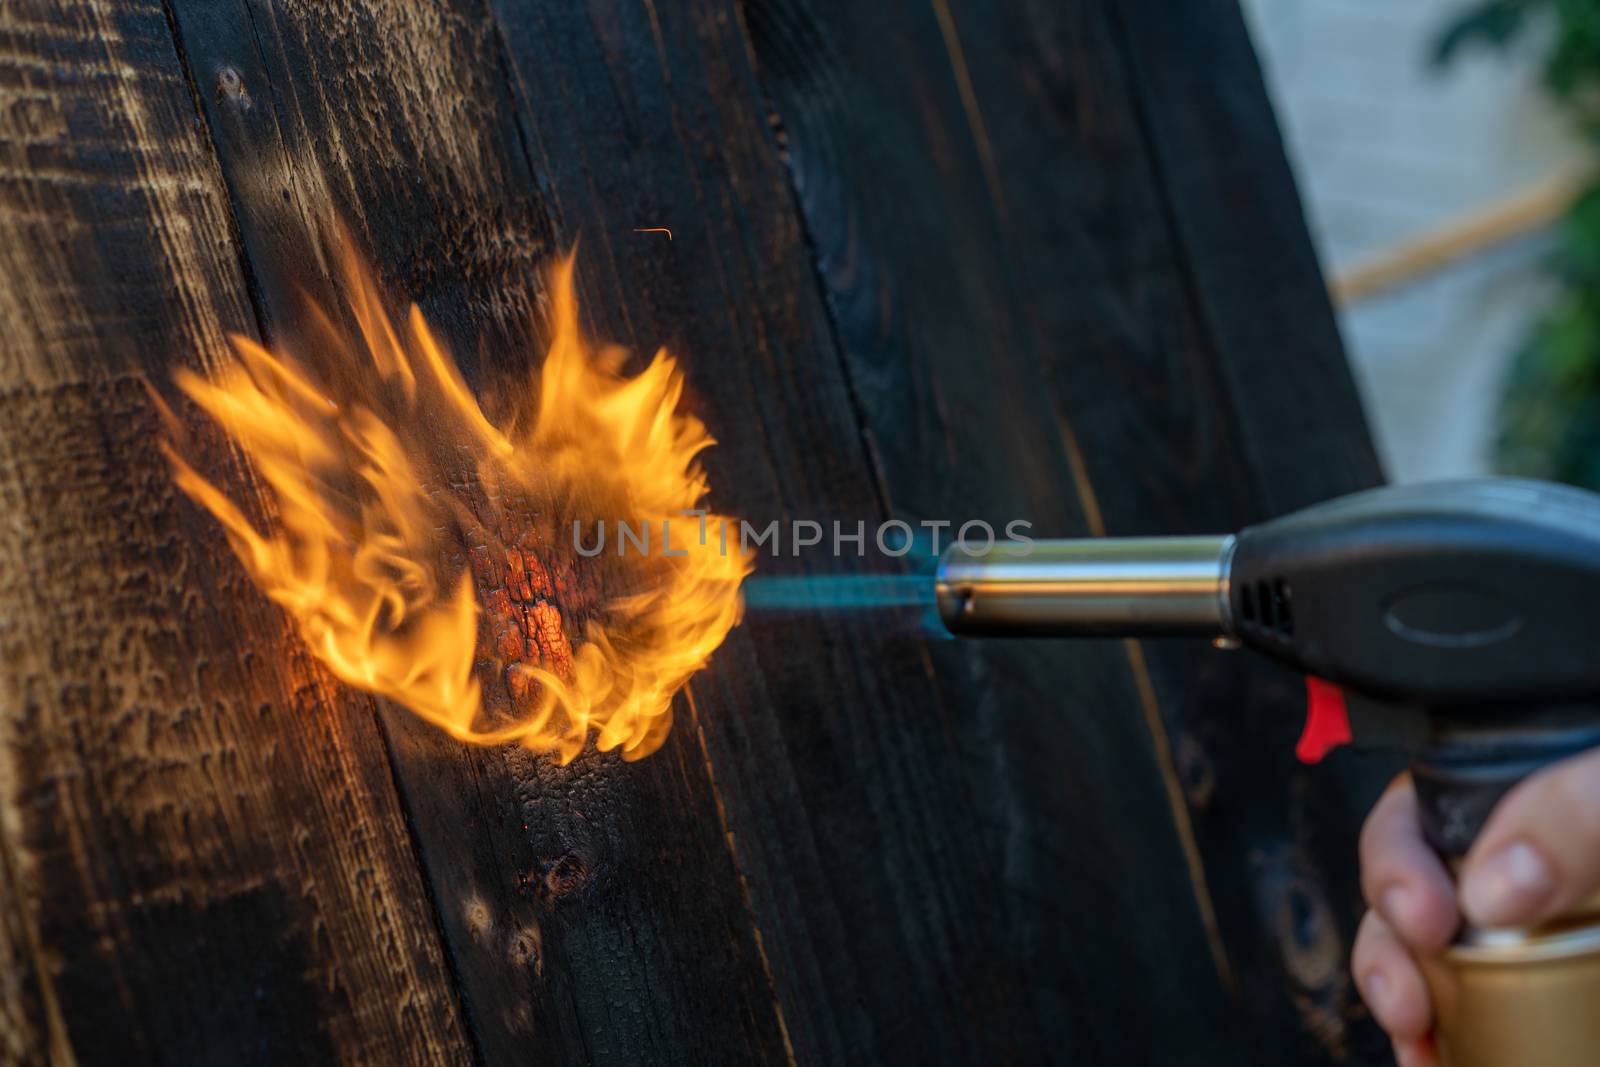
xmin=1297 ymin=677 xmax=1352 ymax=764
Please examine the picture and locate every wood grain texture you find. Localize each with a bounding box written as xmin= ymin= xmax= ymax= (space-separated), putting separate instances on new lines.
xmin=1080 ymin=4 xmax=1398 ymax=1056
xmin=1108 ymin=0 xmax=1385 ymax=509
xmin=739 ymin=0 xmax=1399 ymax=1061
xmin=160 ymin=0 xmax=795 ymax=1063
xmin=490 ymin=0 xmax=1059 ymax=1060
xmin=489 ymin=1 xmax=1257 ymax=1063
xmin=0 ymin=0 xmax=1396 ymax=1063
xmin=0 ymin=3 xmax=473 ymax=1064
xmin=1103 ymin=4 xmax=1400 ymax=1059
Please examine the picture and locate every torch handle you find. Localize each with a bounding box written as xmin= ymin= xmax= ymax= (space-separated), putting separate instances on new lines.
xmin=1409 ymin=708 xmax=1600 ymax=859
xmin=1406 ymin=708 xmax=1600 ymax=1067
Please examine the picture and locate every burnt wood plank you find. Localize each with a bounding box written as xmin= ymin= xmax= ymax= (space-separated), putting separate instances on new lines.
xmin=741 ymin=0 xmax=1393 ymax=1062
xmin=160 ymin=1 xmax=795 ymax=1063
xmin=0 ymin=813 xmax=49 ymax=1064
xmin=0 ymin=2 xmax=475 ymax=1064
xmin=0 ymin=0 xmax=1398 ymax=1064
xmin=487 ymin=3 xmax=1054 ymax=1061
xmin=1109 ymin=0 xmax=1386 ymax=509
xmin=991 ymin=3 xmax=1394 ymax=1058
xmin=1105 ymin=4 xmax=1399 ymax=1060
xmin=489 ymin=1 xmax=1251 ymax=1064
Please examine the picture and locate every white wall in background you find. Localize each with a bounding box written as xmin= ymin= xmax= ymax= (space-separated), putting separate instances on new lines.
xmin=1240 ymin=0 xmax=1586 ymax=482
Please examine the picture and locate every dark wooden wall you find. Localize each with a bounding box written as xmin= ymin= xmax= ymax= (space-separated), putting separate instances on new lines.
xmin=0 ymin=1 xmax=1398 ymax=1064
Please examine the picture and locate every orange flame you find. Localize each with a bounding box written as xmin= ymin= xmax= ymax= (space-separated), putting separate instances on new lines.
xmin=166 ymin=241 xmax=751 ymax=763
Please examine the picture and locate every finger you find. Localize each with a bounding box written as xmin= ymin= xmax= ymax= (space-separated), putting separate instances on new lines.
xmin=1461 ymin=745 xmax=1600 ymax=928
xmin=1359 ymin=774 xmax=1459 ymax=952
xmin=1352 ymin=908 xmax=1433 ymax=1041
xmin=1393 ymin=1035 xmax=1438 ymax=1067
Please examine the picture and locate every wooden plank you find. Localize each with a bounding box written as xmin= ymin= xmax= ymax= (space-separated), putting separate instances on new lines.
xmin=1104 ymin=4 xmax=1399 ymax=1060
xmin=1107 ymin=0 xmax=1385 ymax=508
xmin=167 ymin=0 xmax=1259 ymax=1061
xmin=0 ymin=838 xmax=50 ymax=1065
xmin=0 ymin=0 xmax=1398 ymax=1063
xmin=487 ymin=3 xmax=1044 ymax=1061
xmin=488 ymin=2 xmax=1252 ymax=1064
xmin=0 ymin=2 xmax=475 ymax=1064
xmin=740 ymin=0 xmax=1395 ymax=1062
xmin=159 ymin=1 xmax=795 ymax=1063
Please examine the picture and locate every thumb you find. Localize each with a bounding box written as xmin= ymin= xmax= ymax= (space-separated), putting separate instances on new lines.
xmin=1459 ymin=746 xmax=1600 ymax=929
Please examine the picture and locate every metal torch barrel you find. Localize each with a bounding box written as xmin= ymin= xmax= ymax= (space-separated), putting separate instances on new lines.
xmin=935 ymin=535 xmax=1236 ymax=637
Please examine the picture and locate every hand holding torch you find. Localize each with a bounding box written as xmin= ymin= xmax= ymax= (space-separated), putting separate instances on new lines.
xmin=938 ymin=478 xmax=1600 ymax=1067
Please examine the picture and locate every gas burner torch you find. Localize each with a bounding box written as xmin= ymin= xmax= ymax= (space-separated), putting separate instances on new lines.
xmin=937 ymin=478 xmax=1600 ymax=1067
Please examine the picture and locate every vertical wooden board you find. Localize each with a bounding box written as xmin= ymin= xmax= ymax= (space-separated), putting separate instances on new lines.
xmin=726 ymin=0 xmax=1258 ymax=1060
xmin=0 ymin=836 xmax=48 ymax=1066
xmin=160 ymin=0 xmax=794 ymax=1062
xmin=740 ymin=0 xmax=1393 ymax=1062
xmin=484 ymin=4 xmax=1010 ymax=1061
xmin=489 ymin=1 xmax=1249 ymax=1064
xmin=164 ymin=0 xmax=557 ymax=349
xmin=924 ymin=2 xmax=1397 ymax=1058
xmin=377 ymin=713 xmax=792 ymax=1067
xmin=1101 ymin=3 xmax=1399 ymax=1058
xmin=0 ymin=2 xmax=474 ymax=1064
xmin=1108 ymin=0 xmax=1386 ymax=510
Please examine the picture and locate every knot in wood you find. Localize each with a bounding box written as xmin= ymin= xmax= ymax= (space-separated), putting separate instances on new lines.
xmin=1175 ymin=733 xmax=1215 ymax=809
xmin=214 ymin=65 xmax=249 ymax=108
xmin=533 ymin=852 xmax=589 ymax=902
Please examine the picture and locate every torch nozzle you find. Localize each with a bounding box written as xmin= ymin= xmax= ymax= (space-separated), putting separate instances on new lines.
xmin=936 ymin=535 xmax=1236 ymax=637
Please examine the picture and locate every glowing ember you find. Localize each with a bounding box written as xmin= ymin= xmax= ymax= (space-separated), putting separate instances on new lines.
xmin=164 ymin=236 xmax=751 ymax=762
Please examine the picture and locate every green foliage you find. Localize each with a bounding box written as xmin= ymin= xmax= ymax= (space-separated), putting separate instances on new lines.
xmin=1434 ymin=2 xmax=1532 ymax=64
xmin=1436 ymin=1 xmax=1600 ymax=486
